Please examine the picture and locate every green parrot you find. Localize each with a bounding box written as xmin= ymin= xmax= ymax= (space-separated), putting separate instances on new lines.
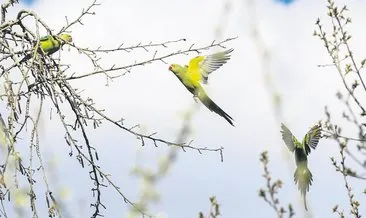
xmin=21 ymin=33 xmax=72 ymax=63
xmin=168 ymin=49 xmax=234 ymax=126
xmin=280 ymin=122 xmax=322 ymax=210
xmin=38 ymin=34 xmax=72 ymax=55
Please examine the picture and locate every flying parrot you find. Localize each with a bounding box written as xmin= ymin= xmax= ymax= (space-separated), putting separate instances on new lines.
xmin=280 ymin=122 xmax=322 ymax=210
xmin=21 ymin=33 xmax=72 ymax=63
xmin=168 ymin=49 xmax=234 ymax=126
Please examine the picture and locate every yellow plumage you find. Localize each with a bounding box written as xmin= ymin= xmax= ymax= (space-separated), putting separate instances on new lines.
xmin=168 ymin=49 xmax=234 ymax=126
xmin=20 ymin=33 xmax=72 ymax=63
xmin=187 ymin=56 xmax=205 ymax=85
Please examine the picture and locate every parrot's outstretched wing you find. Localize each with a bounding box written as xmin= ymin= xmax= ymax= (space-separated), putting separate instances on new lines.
xmin=280 ymin=123 xmax=296 ymax=152
xmin=303 ymin=123 xmax=322 ymax=155
xmin=188 ymin=49 xmax=233 ymax=84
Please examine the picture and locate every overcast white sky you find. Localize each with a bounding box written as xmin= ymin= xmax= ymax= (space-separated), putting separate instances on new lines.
xmin=5 ymin=0 xmax=366 ymax=217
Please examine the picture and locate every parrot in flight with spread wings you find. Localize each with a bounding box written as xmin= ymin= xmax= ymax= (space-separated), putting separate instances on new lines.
xmin=168 ymin=49 xmax=234 ymax=126
xmin=280 ymin=122 xmax=322 ymax=210
xmin=21 ymin=33 xmax=72 ymax=63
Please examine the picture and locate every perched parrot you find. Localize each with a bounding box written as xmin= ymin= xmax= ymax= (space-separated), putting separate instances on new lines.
xmin=168 ymin=49 xmax=234 ymax=126
xmin=280 ymin=122 xmax=322 ymax=211
xmin=21 ymin=33 xmax=72 ymax=63
xmin=38 ymin=34 xmax=72 ymax=55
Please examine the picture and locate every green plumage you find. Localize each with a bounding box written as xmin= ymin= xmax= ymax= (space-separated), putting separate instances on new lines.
xmin=20 ymin=33 xmax=72 ymax=63
xmin=280 ymin=122 xmax=321 ymax=211
xmin=169 ymin=64 xmax=234 ymax=126
xmin=39 ymin=34 xmax=72 ymax=55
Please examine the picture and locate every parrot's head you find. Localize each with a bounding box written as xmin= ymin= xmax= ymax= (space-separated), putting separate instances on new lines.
xmin=59 ymin=34 xmax=73 ymax=43
xmin=169 ymin=64 xmax=184 ymax=74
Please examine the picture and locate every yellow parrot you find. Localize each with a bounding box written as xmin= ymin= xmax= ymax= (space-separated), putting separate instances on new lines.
xmin=169 ymin=49 xmax=234 ymax=126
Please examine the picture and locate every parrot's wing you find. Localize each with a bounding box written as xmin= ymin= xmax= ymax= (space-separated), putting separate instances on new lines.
xmin=188 ymin=49 xmax=233 ymax=84
xmin=280 ymin=123 xmax=296 ymax=152
xmin=303 ymin=123 xmax=322 ymax=154
xmin=39 ymin=35 xmax=52 ymax=42
xmin=39 ymin=35 xmax=62 ymax=55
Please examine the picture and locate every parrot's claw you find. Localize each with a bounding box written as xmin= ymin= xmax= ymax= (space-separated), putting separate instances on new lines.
xmin=193 ymin=96 xmax=199 ymax=103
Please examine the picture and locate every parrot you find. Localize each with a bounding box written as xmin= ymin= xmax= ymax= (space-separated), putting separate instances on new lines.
xmin=280 ymin=122 xmax=322 ymax=211
xmin=20 ymin=33 xmax=72 ymax=63
xmin=168 ymin=49 xmax=234 ymax=126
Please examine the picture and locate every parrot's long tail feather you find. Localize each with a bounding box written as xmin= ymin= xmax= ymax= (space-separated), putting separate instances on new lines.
xmin=197 ymin=87 xmax=234 ymax=126
xmin=303 ymin=194 xmax=308 ymax=211
xmin=294 ymin=164 xmax=313 ymax=211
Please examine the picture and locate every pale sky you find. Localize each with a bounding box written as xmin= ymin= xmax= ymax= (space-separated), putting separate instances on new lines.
xmin=5 ymin=0 xmax=366 ymax=217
